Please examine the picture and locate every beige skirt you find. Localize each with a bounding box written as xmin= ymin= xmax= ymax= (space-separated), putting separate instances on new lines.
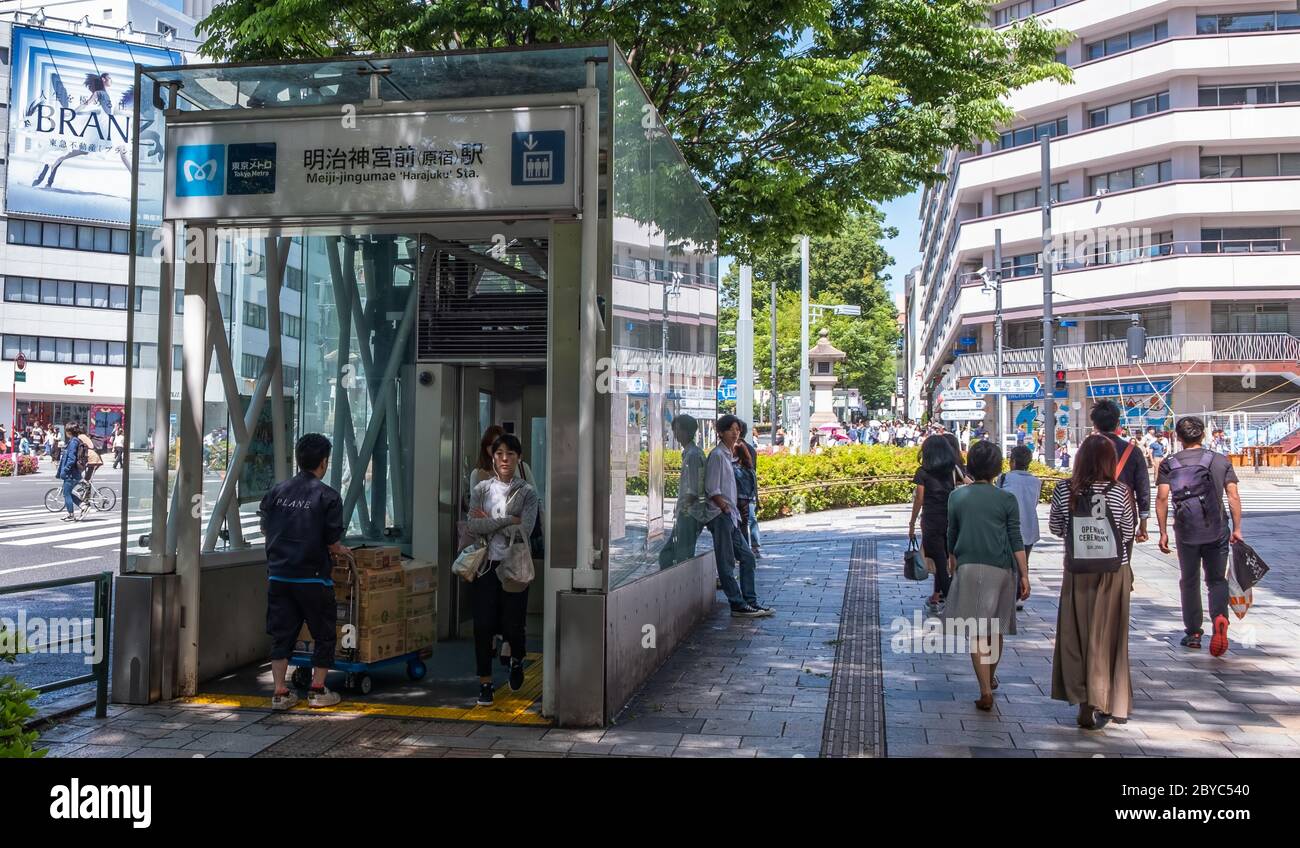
xmin=942 ymin=562 xmax=1017 ymax=637
xmin=1051 ymin=564 xmax=1133 ymax=719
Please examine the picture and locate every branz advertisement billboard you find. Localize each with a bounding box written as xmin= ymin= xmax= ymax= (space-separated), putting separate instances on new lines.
xmin=5 ymin=26 xmax=182 ymax=226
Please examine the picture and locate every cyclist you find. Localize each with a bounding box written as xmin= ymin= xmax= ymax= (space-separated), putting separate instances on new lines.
xmin=55 ymin=423 xmax=88 ymax=522
xmin=76 ymin=427 xmax=105 ymax=486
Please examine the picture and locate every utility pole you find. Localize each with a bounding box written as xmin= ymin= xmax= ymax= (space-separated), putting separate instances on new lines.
xmin=770 ymin=270 xmax=779 ymax=437
xmin=799 ymin=236 xmax=811 ymax=454
xmin=737 ymin=265 xmax=755 ymax=430
xmin=993 ymin=229 xmax=1006 ymax=448
xmin=1040 ymin=135 xmax=1057 ymax=469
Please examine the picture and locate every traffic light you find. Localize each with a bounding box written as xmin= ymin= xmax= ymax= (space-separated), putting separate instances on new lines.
xmin=1054 ymin=370 xmax=1067 ymax=393
xmin=1127 ymin=324 xmax=1147 ymax=361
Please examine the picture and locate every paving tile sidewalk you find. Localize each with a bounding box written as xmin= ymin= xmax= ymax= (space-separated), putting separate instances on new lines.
xmin=34 ymin=488 xmax=1300 ymax=758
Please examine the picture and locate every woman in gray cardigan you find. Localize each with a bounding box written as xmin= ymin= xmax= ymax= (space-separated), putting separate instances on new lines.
xmin=464 ymin=433 xmax=539 ymax=706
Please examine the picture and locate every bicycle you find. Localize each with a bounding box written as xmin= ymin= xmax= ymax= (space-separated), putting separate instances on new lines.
xmin=44 ymin=480 xmax=117 ymax=514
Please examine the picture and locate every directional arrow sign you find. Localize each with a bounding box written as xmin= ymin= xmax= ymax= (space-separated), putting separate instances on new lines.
xmin=941 ymin=399 xmax=987 ymax=411
xmin=942 ymin=411 xmax=987 ymax=422
xmin=941 ymin=388 xmax=976 ymax=401
xmin=970 ymin=376 xmax=1041 ymax=396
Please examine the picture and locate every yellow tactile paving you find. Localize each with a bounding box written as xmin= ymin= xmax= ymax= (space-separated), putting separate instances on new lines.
xmin=177 ymin=653 xmax=549 ymax=726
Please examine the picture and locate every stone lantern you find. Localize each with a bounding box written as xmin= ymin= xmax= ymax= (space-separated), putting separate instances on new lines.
xmin=809 ymin=328 xmax=847 ymax=429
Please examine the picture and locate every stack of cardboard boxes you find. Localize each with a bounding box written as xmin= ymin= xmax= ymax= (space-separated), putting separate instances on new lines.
xmin=295 ymin=546 xmax=438 ymax=664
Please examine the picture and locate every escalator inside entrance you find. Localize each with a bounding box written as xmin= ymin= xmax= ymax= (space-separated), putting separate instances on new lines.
xmin=198 ymin=224 xmax=552 ymax=723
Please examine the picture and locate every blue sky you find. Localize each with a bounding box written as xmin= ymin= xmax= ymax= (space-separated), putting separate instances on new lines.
xmin=880 ymin=191 xmax=923 ymax=306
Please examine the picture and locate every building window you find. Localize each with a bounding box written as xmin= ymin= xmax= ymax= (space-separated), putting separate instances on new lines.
xmin=999 ymin=253 xmax=1042 ymax=279
xmin=241 ymin=353 xmax=265 ymax=379
xmin=1085 ymin=21 xmax=1169 ymax=61
xmin=1200 ymin=153 xmax=1300 ymax=179
xmin=284 ymin=265 xmax=303 ymax=292
xmin=281 ymin=312 xmax=302 ymax=339
xmin=2 ymin=277 xmax=127 ymax=310
xmin=283 ymin=366 xmax=300 ymax=389
xmin=992 ymin=0 xmax=1071 ymax=27
xmin=1212 ymin=301 xmax=1291 ymax=333
xmin=1006 ymin=319 xmax=1068 ymax=349
xmin=998 ymin=117 xmax=1068 ymax=150
xmin=996 ymin=182 xmax=1072 ymax=214
xmin=1089 ymin=160 xmax=1173 ymax=194
xmin=5 ymin=218 xmax=130 ymax=254
xmin=1197 ymin=11 xmax=1300 ymax=35
xmin=1089 ymin=92 xmax=1170 ymax=128
xmin=243 ymin=301 xmax=267 ymax=330
xmin=1201 ymin=227 xmax=1284 ymax=253
xmin=1199 ymin=81 xmax=1300 ymax=106
xmin=1086 ymin=307 xmax=1172 ymax=342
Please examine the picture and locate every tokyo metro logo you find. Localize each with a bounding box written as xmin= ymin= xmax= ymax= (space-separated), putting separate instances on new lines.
xmin=175 ymin=144 xmax=226 ymax=196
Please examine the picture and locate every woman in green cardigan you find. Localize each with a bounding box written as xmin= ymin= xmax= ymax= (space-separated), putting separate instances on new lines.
xmin=943 ymin=440 xmax=1031 ymax=711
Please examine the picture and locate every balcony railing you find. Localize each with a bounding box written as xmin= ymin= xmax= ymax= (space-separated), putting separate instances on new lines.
xmin=950 ymin=333 xmax=1300 ymax=382
xmin=959 ymin=239 xmax=1295 ymax=286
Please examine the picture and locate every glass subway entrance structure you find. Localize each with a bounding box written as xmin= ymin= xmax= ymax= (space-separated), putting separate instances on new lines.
xmin=115 ymin=43 xmax=719 ymax=726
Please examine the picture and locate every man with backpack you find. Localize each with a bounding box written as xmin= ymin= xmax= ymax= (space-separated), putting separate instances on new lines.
xmin=1157 ymin=416 xmax=1243 ymax=657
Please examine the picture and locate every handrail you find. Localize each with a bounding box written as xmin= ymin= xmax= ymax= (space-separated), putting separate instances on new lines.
xmin=951 ymin=333 xmax=1300 ymax=381
xmin=0 ymin=571 xmax=112 ymax=719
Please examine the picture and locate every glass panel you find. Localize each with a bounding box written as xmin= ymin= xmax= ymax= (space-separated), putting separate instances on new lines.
xmin=41 ymin=279 xmax=59 ymax=305
xmin=93 ymin=284 xmax=110 ymax=308
xmin=56 ymin=338 xmax=73 ymax=363
xmin=42 ymin=223 xmax=60 ymax=247
xmin=76 ymin=282 xmax=94 ymax=307
xmin=1013 ymin=127 xmax=1035 ymax=147
xmin=94 ymin=228 xmax=111 ymax=252
xmin=1197 ymin=15 xmax=1219 ymax=35
xmin=1281 ymin=153 xmax=1300 ymax=176
xmin=1219 ymin=87 xmax=1247 ymax=106
xmin=1129 ymin=28 xmax=1154 ymax=49
xmin=1105 ymin=34 xmax=1129 ymax=54
xmin=60 ymin=224 xmax=77 ymax=249
xmin=59 ymin=280 xmax=75 ymax=306
xmin=74 ymin=339 xmax=90 ymax=364
xmin=38 ymin=337 xmax=56 ymax=362
xmin=77 ymin=226 xmax=95 ymax=251
xmin=1089 ymin=108 xmax=1107 ymax=128
xmin=111 ymin=229 xmax=130 ymax=254
xmin=23 ymin=278 xmax=39 ymax=303
xmin=1221 ymin=14 xmax=1274 ymax=33
xmin=610 ymin=52 xmax=719 ymax=590
xmin=1110 ymin=168 xmax=1134 ymax=191
xmin=1279 ymin=83 xmax=1300 ymax=103
xmin=1201 ymin=157 xmax=1222 ymax=179
xmin=1159 ymin=160 xmax=1172 ymax=182
xmin=1086 ymin=42 xmax=1104 ymax=61
xmin=109 ymin=286 xmax=128 ymax=310
xmin=1110 ymin=101 xmax=1133 ymax=122
xmin=1280 ymin=12 xmax=1300 ymax=30
xmin=1242 ymin=154 xmax=1278 ymax=177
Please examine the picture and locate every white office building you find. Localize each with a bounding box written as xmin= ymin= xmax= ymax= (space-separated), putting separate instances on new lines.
xmin=911 ymin=0 xmax=1300 ymax=447
xmin=0 ymin=4 xmax=226 ymax=440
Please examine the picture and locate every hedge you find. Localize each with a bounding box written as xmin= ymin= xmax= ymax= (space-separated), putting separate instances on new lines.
xmin=0 ymin=455 xmax=40 ymax=477
xmin=626 ymin=444 xmax=1068 ymax=520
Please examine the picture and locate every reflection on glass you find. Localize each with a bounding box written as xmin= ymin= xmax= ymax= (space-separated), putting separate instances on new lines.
xmin=607 ymin=52 xmax=719 ymax=589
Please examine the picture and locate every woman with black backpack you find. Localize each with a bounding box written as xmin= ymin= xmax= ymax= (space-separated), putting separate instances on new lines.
xmin=1049 ymin=434 xmax=1137 ymax=729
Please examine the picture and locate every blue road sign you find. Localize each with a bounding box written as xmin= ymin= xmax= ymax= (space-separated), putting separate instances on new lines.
xmin=971 ymin=376 xmax=1041 ymax=396
xmin=718 ymin=378 xmax=737 ymax=402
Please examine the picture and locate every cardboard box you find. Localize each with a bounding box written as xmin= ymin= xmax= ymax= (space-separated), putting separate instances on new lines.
xmin=404 ymin=590 xmax=436 ymax=618
xmin=295 ymin=623 xmax=350 ymax=654
xmin=402 ymin=560 xmax=437 ymax=594
xmin=350 ymin=546 xmax=391 ymax=570
xmin=333 ymin=563 xmax=404 ymax=593
xmin=405 ymin=613 xmax=435 ymax=648
xmin=356 ymin=623 xmax=404 ymax=663
xmin=356 ymin=586 xmax=405 ymax=628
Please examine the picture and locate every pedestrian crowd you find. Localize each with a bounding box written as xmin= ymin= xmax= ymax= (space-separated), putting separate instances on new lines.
xmin=908 ymin=400 xmax=1248 ymax=730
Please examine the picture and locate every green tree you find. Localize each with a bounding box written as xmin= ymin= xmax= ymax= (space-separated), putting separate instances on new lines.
xmin=197 ymin=0 xmax=1070 ymax=258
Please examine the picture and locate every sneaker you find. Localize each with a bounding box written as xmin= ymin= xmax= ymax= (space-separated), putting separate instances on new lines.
xmin=1180 ymin=631 xmax=1203 ymax=649
xmin=61 ymin=514 xmax=76 ymax=522
xmin=731 ymin=605 xmax=763 ymax=618
xmin=307 ymin=686 xmax=340 ymax=708
xmin=747 ymin=603 xmax=775 ymax=617
xmin=509 ymin=658 xmax=525 ymax=692
xmin=271 ymin=690 xmax=299 ymax=711
xmin=1209 ymin=615 xmax=1229 ymax=657
xmin=476 ymin=682 xmax=495 ymax=706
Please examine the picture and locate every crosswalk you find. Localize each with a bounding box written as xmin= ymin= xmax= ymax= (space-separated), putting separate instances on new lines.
xmin=1235 ymin=490 xmax=1300 ymax=514
xmin=0 ymin=504 xmax=264 ymax=553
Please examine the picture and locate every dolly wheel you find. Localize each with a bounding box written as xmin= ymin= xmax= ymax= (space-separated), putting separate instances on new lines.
xmin=291 ymin=667 xmax=311 ymax=689
xmin=358 ymin=674 xmax=373 ymax=695
xmin=407 ymin=660 xmax=427 ymax=681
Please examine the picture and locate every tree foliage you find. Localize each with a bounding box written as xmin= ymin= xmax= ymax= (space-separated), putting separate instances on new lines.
xmin=197 ymin=0 xmax=1070 ymax=258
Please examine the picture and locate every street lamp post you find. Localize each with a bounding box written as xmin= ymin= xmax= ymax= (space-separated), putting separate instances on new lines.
xmin=799 ymin=236 xmax=811 ymax=454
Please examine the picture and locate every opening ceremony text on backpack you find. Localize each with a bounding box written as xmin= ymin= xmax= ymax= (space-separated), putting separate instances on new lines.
xmin=1065 ymin=483 xmax=1123 ymax=574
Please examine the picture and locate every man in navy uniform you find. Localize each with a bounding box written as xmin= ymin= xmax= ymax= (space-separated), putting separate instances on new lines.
xmin=259 ymin=433 xmax=348 ymax=710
